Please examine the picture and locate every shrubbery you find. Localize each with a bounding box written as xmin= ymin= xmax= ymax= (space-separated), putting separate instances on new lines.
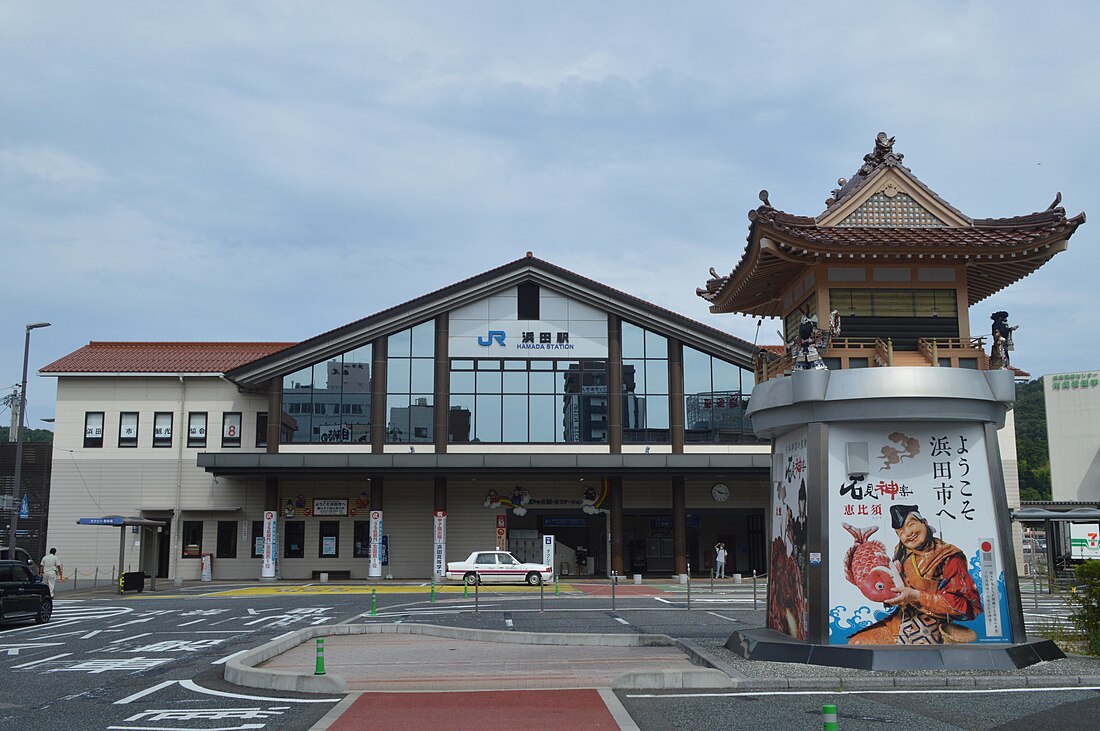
xmin=1070 ymin=559 xmax=1100 ymax=655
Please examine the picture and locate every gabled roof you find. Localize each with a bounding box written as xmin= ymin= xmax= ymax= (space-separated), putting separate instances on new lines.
xmin=225 ymin=253 xmax=758 ymax=389
xmin=40 ymin=342 xmax=293 ymax=376
xmin=698 ymin=134 xmax=1085 ymax=317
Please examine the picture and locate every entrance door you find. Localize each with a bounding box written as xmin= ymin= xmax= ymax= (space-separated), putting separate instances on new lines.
xmin=157 ymin=528 xmax=171 ymax=578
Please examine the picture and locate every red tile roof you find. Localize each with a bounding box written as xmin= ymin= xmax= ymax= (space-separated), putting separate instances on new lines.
xmin=40 ymin=342 xmax=293 ymax=375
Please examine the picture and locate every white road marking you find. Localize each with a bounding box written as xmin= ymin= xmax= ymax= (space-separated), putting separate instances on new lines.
xmin=177 ymin=619 xmax=206 ymax=627
xmin=107 ymin=725 xmax=264 ymax=730
xmin=625 ymin=686 xmax=1100 ymax=698
xmin=12 ymin=652 xmax=72 ymax=668
xmin=108 ymin=632 xmax=154 ymax=643
xmin=81 ymin=630 xmax=103 ymax=639
xmin=706 ymin=611 xmax=740 ymax=622
xmin=211 ymin=650 xmax=248 ymax=665
xmin=115 ymin=680 xmax=180 ymax=705
xmin=178 ymin=678 xmax=340 ymax=703
xmin=614 ymin=617 xmax=630 ymax=625
xmin=0 ymin=642 xmax=64 ymax=656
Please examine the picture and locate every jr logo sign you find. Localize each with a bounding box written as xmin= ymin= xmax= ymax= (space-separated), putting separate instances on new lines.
xmin=478 ymin=330 xmax=506 ymax=346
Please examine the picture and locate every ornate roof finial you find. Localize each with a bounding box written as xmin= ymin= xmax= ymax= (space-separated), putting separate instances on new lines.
xmin=1047 ymin=192 xmax=1062 ymax=210
xmin=759 ymin=189 xmax=771 ymax=208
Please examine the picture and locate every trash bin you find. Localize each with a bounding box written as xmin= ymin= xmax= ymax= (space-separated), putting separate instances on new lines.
xmin=732 ymin=573 xmax=742 ymax=584
xmin=319 ymin=572 xmax=329 ymax=583
xmin=200 ymin=553 xmax=213 ymax=582
xmin=633 ymin=574 xmax=642 ymax=585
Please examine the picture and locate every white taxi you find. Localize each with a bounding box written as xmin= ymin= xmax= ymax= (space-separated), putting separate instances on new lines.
xmin=445 ymin=551 xmax=553 ymax=586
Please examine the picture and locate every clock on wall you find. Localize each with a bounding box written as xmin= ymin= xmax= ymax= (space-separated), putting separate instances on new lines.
xmin=711 ymin=483 xmax=730 ymax=502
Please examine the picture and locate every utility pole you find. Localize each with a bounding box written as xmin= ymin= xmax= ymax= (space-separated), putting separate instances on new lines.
xmin=8 ymin=322 xmax=50 ymax=550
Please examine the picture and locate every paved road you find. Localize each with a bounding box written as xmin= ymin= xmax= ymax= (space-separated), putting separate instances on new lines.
xmin=1 ymin=581 xmax=1093 ymax=730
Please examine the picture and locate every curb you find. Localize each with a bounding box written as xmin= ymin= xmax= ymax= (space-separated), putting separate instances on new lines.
xmin=225 ymin=622 xmax=678 ymax=693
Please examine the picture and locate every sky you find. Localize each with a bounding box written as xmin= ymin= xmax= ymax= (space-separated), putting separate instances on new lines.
xmin=1 ymin=2 xmax=1098 ymax=429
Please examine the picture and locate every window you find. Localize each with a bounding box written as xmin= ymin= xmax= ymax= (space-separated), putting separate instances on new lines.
xmin=222 ymin=412 xmax=242 ymax=448
xmin=449 ymin=358 xmax=609 ymax=443
xmin=784 ymin=293 xmax=818 ymax=343
xmin=387 ymin=321 xmax=435 ymax=443
xmin=188 ymin=412 xmax=208 ymax=448
xmin=283 ymin=521 xmax=305 ymax=558
xmin=251 ymin=520 xmax=264 ymax=558
xmin=119 ymin=412 xmax=139 ymax=448
xmin=353 ymin=521 xmax=371 ymax=558
xmin=153 ymin=412 xmax=173 ymax=448
xmin=622 ymin=321 xmax=670 ymax=444
xmin=216 ymin=521 xmax=238 ymax=559
xmin=282 ymin=343 xmax=372 ymax=444
xmin=318 ymin=521 xmax=339 ymax=558
xmin=181 ymin=521 xmax=203 ymax=558
xmin=518 ymin=281 xmax=540 ymax=320
xmin=84 ymin=412 xmax=104 ymax=448
xmin=256 ymin=412 xmax=268 ymax=448
xmin=829 ymin=288 xmax=958 ymax=318
xmin=682 ymin=345 xmax=756 ymax=444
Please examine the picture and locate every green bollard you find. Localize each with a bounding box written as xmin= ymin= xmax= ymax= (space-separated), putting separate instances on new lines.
xmin=555 ymin=574 xmax=559 ymax=596
xmin=822 ymin=703 xmax=838 ymax=731
xmin=431 ymin=576 xmax=436 ymax=603
xmin=463 ymin=577 xmax=469 ymax=599
xmin=371 ymin=588 xmax=377 ymax=616
xmin=314 ymin=638 xmax=325 ymax=675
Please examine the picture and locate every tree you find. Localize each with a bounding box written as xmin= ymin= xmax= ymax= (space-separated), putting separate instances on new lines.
xmin=1014 ymin=379 xmax=1051 ymax=501
xmin=0 ymin=427 xmax=53 ymax=443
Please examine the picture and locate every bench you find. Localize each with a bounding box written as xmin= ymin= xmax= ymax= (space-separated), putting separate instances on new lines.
xmin=311 ymin=570 xmax=352 ymax=580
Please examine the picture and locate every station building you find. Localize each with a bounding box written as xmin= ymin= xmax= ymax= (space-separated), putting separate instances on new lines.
xmin=40 ymin=255 xmax=769 ymax=582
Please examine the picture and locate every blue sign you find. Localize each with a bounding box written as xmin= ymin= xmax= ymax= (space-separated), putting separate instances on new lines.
xmin=477 ymin=330 xmax=506 ymax=347
xmin=380 ymin=534 xmax=389 ymax=565
xmin=19 ymin=494 xmax=29 ymax=519
xmin=77 ymin=517 xmax=126 ymax=526
xmin=543 ymin=517 xmax=590 ymax=528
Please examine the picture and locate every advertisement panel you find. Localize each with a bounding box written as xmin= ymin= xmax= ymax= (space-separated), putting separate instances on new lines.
xmin=767 ymin=427 xmax=809 ymax=640
xmin=369 ymin=510 xmax=383 ymax=578
xmin=827 ymin=422 xmax=1008 ymax=644
xmin=1070 ymin=523 xmax=1100 ymax=560
xmin=261 ymin=511 xmax=277 ymax=579
xmin=433 ymin=510 xmax=447 ymax=577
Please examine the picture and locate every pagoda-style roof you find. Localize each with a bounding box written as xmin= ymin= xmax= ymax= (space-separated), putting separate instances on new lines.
xmin=699 ymin=134 xmax=1085 ymax=317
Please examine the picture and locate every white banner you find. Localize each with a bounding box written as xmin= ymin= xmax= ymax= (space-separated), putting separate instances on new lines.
xmin=433 ymin=510 xmax=447 ymax=577
xmin=369 ymin=510 xmax=383 ymax=578
xmin=542 ymin=534 xmax=555 ymax=570
xmin=313 ymin=499 xmax=348 ymax=516
xmin=261 ymin=511 xmax=277 ymax=579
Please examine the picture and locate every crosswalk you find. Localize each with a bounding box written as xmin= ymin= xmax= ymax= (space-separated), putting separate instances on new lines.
xmin=45 ymin=600 xmax=134 ymax=626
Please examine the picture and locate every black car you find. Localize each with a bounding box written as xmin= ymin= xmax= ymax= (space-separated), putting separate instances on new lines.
xmin=0 ymin=559 xmax=52 ymax=625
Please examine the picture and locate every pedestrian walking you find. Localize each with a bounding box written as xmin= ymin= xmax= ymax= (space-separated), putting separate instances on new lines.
xmin=40 ymin=547 xmax=61 ymax=596
xmin=714 ymin=542 xmax=727 ymax=579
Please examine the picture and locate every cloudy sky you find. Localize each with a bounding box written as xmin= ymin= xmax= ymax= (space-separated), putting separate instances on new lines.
xmin=2 ymin=2 xmax=1097 ymax=428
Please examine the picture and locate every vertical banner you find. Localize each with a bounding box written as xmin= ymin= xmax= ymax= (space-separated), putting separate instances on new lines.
xmin=768 ymin=428 xmax=809 ymax=640
xmin=496 ymin=514 xmax=507 ymax=550
xmin=433 ymin=510 xmax=447 ymax=578
xmin=369 ymin=510 xmax=383 ymax=578
xmin=826 ymin=422 xmax=1009 ymax=645
xmin=542 ymin=534 xmax=555 ymax=571
xmin=261 ymin=511 xmax=277 ymax=579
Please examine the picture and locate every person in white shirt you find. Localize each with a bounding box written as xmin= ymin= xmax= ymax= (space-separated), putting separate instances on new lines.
xmin=714 ymin=543 xmax=728 ymax=579
xmin=40 ymin=547 xmax=61 ymax=596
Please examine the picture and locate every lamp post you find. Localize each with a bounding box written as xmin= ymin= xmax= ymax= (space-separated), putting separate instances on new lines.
xmin=8 ymin=322 xmax=50 ymax=552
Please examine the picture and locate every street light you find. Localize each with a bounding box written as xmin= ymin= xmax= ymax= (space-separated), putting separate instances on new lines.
xmin=8 ymin=322 xmax=50 ymax=553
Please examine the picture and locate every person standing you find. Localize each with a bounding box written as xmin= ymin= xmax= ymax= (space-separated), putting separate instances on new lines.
xmin=40 ymin=547 xmax=61 ymax=597
xmin=714 ymin=542 xmax=728 ymax=579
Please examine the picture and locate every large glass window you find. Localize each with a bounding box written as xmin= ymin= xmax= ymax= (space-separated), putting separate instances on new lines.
xmin=622 ymin=321 xmax=669 ymax=444
xmin=251 ymin=520 xmax=264 ymax=558
xmin=449 ymin=359 xmax=607 ymax=443
xmin=387 ymin=322 xmax=435 ymax=443
xmin=683 ymin=345 xmax=757 ymax=444
xmin=830 ymin=288 xmax=958 ymax=318
xmin=353 ymin=521 xmax=371 ymax=558
xmin=319 ymin=521 xmax=340 ymax=558
xmin=221 ymin=412 xmax=242 ymax=448
xmin=282 ymin=343 xmax=373 ymax=444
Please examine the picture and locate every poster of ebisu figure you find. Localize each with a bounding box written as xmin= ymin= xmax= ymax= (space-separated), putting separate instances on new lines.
xmin=768 ymin=427 xmax=809 ymax=640
xmin=827 ymin=423 xmax=1009 ymax=645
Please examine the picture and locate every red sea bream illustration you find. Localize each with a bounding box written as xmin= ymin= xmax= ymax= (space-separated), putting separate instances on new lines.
xmin=842 ymin=523 xmax=902 ymax=602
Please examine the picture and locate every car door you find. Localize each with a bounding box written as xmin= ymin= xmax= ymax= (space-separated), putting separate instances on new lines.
xmin=497 ymin=553 xmax=521 ymax=582
xmin=0 ymin=564 xmax=24 ymax=618
xmin=473 ymin=553 xmax=500 ymax=583
xmin=13 ymin=565 xmax=42 ymax=615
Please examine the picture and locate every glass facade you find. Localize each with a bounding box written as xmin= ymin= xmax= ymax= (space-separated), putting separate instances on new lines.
xmin=683 ymin=345 xmax=757 ymax=444
xmin=449 ymin=358 xmax=609 ymax=443
xmin=621 ymin=321 xmax=669 ymax=443
xmin=282 ymin=343 xmax=373 ymax=443
xmin=387 ymin=321 xmax=435 ymax=443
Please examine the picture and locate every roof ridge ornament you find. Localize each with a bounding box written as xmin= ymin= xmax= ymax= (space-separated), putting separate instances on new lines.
xmin=827 ymin=132 xmax=905 ymax=206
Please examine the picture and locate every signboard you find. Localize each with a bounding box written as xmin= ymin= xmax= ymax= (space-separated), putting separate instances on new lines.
xmin=542 ymin=535 xmax=555 ymax=569
xmin=1070 ymin=523 xmax=1100 ymax=560
xmin=77 ymin=517 xmax=126 ymax=526
xmin=19 ymin=494 xmax=29 ymax=519
xmin=433 ymin=510 xmax=447 ymax=578
xmin=381 ymin=535 xmax=389 ymax=566
xmin=768 ymin=427 xmax=809 ymax=640
xmin=312 ymin=499 xmax=348 ymax=516
xmin=369 ymin=511 xmax=383 ymax=577
xmin=261 ymin=511 xmax=277 ymax=579
xmin=826 ymin=422 xmax=1008 ymax=645
xmin=448 ymin=296 xmax=609 ymax=359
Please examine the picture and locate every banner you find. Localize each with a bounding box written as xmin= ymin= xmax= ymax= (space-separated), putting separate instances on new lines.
xmin=369 ymin=510 xmax=383 ymax=578
xmin=433 ymin=510 xmax=447 ymax=577
xmin=261 ymin=511 xmax=277 ymax=579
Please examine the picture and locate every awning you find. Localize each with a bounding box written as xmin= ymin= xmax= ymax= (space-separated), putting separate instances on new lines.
xmin=1011 ymin=507 xmax=1100 ymax=522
